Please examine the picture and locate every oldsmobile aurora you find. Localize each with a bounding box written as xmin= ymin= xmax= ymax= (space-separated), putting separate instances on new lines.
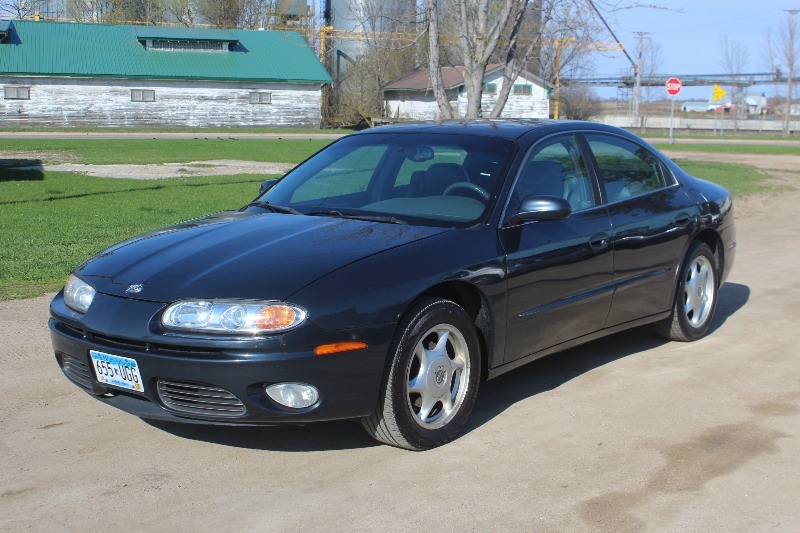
xmin=50 ymin=120 xmax=735 ymax=450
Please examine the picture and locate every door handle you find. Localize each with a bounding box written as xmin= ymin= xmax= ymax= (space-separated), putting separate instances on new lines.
xmin=589 ymin=232 xmax=610 ymax=250
xmin=674 ymin=213 xmax=691 ymax=225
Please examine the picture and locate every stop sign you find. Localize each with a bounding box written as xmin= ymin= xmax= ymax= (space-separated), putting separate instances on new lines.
xmin=666 ymin=77 xmax=682 ymax=96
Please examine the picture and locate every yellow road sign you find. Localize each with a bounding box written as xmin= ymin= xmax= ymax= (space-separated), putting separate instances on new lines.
xmin=713 ymin=84 xmax=727 ymax=102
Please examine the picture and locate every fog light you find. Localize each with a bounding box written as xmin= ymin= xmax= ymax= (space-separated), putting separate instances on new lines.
xmin=265 ymin=382 xmax=319 ymax=409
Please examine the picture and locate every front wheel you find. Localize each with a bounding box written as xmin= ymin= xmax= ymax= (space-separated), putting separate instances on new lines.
xmin=363 ymin=299 xmax=481 ymax=450
xmin=657 ymin=241 xmax=719 ymax=341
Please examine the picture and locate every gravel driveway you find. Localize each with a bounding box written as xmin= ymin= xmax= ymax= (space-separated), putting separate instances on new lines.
xmin=1 ymin=156 xmax=799 ymax=531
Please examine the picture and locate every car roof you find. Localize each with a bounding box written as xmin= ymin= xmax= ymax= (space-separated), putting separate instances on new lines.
xmin=355 ymin=119 xmax=626 ymax=140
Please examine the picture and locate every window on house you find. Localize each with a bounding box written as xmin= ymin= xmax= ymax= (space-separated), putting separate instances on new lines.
xmin=4 ymin=86 xmax=30 ymax=100
xmin=512 ymin=84 xmax=533 ymax=96
xmin=249 ymin=92 xmax=272 ymax=104
xmin=131 ymin=89 xmax=156 ymax=102
xmin=482 ymin=83 xmax=497 ymax=95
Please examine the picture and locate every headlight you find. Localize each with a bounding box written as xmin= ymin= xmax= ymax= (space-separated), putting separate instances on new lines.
xmin=64 ymin=274 xmax=96 ymax=313
xmin=161 ymin=300 xmax=307 ymax=334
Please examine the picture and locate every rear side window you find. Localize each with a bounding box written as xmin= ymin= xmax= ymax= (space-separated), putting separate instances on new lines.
xmin=585 ymin=134 xmax=667 ymax=203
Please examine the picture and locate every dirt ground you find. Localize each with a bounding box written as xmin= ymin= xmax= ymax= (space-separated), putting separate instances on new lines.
xmin=0 ymin=152 xmax=293 ymax=179
xmin=1 ymin=152 xmax=799 ymax=531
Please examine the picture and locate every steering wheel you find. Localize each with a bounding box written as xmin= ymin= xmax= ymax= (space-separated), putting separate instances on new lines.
xmin=443 ymin=182 xmax=490 ymax=201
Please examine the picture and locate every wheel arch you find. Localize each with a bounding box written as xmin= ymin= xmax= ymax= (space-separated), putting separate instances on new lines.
xmin=413 ymin=281 xmax=495 ymax=381
xmin=693 ymin=228 xmax=724 ymax=279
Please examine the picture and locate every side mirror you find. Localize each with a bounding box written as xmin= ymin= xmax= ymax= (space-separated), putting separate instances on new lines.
xmin=508 ymin=195 xmax=571 ymax=225
xmin=259 ymin=178 xmax=279 ymax=195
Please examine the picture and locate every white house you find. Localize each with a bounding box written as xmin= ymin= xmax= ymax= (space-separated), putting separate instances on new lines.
xmin=0 ymin=20 xmax=332 ymax=128
xmin=383 ymin=64 xmax=551 ymax=121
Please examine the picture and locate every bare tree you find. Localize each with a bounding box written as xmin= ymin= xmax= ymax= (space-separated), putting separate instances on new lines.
xmin=422 ymin=0 xmax=654 ymax=120
xmin=767 ymin=10 xmax=800 ymax=135
xmin=559 ymin=83 xmax=601 ymax=120
xmin=489 ymin=0 xmax=551 ymax=118
xmin=162 ymin=0 xmax=196 ymax=25
xmin=197 ymin=0 xmax=239 ymax=28
xmin=68 ymin=0 xmax=111 ymax=21
xmin=721 ymin=36 xmax=749 ymax=129
xmin=426 ymin=0 xmax=456 ymax=119
xmin=107 ymin=0 xmax=166 ymax=23
xmin=452 ymin=0 xmax=523 ymax=118
xmin=638 ymin=37 xmax=661 ymax=132
xmin=329 ymin=0 xmax=418 ymax=126
xmin=0 ymin=0 xmax=48 ymax=18
xmin=238 ymin=0 xmax=275 ymax=29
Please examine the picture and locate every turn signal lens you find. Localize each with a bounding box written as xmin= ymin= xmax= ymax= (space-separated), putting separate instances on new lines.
xmin=314 ymin=341 xmax=368 ymax=356
xmin=162 ymin=300 xmax=306 ymax=334
xmin=255 ymin=305 xmax=297 ymax=330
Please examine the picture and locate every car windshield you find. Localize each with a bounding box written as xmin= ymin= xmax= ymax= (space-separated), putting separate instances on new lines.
xmin=255 ymin=133 xmax=517 ymax=227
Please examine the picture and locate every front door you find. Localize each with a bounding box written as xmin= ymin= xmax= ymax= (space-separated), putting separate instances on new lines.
xmin=500 ymin=134 xmax=613 ymax=363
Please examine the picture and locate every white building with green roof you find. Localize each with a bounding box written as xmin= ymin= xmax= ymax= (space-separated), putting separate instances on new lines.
xmin=0 ymin=20 xmax=332 ymax=127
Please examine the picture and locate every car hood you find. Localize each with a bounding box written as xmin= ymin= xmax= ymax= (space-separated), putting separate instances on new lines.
xmin=77 ymin=211 xmax=447 ymax=302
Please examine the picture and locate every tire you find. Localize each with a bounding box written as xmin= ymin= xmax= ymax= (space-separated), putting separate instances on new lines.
xmin=657 ymin=241 xmax=719 ymax=341
xmin=362 ymin=298 xmax=481 ymax=450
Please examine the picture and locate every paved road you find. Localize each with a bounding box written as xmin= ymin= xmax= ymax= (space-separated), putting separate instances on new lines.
xmin=1 ymin=186 xmax=799 ymax=531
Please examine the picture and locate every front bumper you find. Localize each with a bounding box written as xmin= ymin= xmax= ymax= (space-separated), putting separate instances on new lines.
xmin=50 ymin=293 xmax=391 ymax=425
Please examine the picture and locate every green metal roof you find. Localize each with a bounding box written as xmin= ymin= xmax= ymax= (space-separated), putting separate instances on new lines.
xmin=0 ymin=20 xmax=332 ymax=84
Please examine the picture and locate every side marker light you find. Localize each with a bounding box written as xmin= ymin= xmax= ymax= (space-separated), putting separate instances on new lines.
xmin=314 ymin=341 xmax=368 ymax=356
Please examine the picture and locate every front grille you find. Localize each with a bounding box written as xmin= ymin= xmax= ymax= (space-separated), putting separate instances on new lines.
xmin=89 ymin=332 xmax=148 ymax=351
xmin=60 ymin=353 xmax=93 ymax=390
xmin=156 ymin=380 xmax=246 ymax=417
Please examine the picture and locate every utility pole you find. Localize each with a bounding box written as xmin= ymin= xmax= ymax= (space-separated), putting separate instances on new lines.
xmin=633 ymin=31 xmax=649 ymax=129
xmin=784 ymin=9 xmax=799 ymax=135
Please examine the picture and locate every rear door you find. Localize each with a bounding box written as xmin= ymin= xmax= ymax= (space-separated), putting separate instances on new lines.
xmin=582 ymin=133 xmax=698 ymax=327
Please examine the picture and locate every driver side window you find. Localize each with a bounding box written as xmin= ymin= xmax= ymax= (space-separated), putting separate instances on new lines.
xmin=514 ymin=135 xmax=596 ymax=211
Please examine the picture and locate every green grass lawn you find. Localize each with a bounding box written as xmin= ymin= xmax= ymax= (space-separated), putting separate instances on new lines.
xmin=0 ymin=172 xmax=269 ymax=300
xmin=641 ymin=131 xmax=800 ymax=141
xmin=652 ymin=142 xmax=800 ymax=156
xmin=673 ymin=160 xmax=780 ymax=196
xmin=0 ymin=125 xmax=355 ymax=134
xmin=1 ymin=138 xmax=333 ymax=165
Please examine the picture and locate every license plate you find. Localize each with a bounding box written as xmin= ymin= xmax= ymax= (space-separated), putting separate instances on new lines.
xmin=89 ymin=350 xmax=144 ymax=393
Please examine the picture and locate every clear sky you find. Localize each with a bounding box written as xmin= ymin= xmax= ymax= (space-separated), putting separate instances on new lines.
xmin=590 ymin=0 xmax=800 ymax=100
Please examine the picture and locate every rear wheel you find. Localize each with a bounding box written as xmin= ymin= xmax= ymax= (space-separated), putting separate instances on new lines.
xmin=657 ymin=241 xmax=719 ymax=341
xmin=363 ymin=299 xmax=481 ymax=450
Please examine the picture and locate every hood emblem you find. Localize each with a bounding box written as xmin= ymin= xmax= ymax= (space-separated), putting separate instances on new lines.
xmin=125 ymin=284 xmax=144 ymax=294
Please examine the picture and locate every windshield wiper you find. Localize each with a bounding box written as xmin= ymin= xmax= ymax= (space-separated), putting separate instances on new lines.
xmin=307 ymin=210 xmax=408 ymax=225
xmin=242 ymin=201 xmax=301 ymax=215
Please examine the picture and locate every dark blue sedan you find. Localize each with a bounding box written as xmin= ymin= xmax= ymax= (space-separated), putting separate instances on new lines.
xmin=50 ymin=120 xmax=736 ymax=449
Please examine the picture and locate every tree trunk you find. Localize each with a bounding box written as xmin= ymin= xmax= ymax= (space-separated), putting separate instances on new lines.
xmin=463 ymin=66 xmax=486 ymax=118
xmin=425 ymin=0 xmax=455 ymax=119
xmin=490 ymin=0 xmax=546 ymax=118
xmin=453 ymin=0 xmax=517 ymax=119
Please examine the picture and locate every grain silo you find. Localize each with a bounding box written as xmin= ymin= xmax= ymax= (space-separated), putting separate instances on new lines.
xmin=325 ymin=0 xmax=415 ymax=77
